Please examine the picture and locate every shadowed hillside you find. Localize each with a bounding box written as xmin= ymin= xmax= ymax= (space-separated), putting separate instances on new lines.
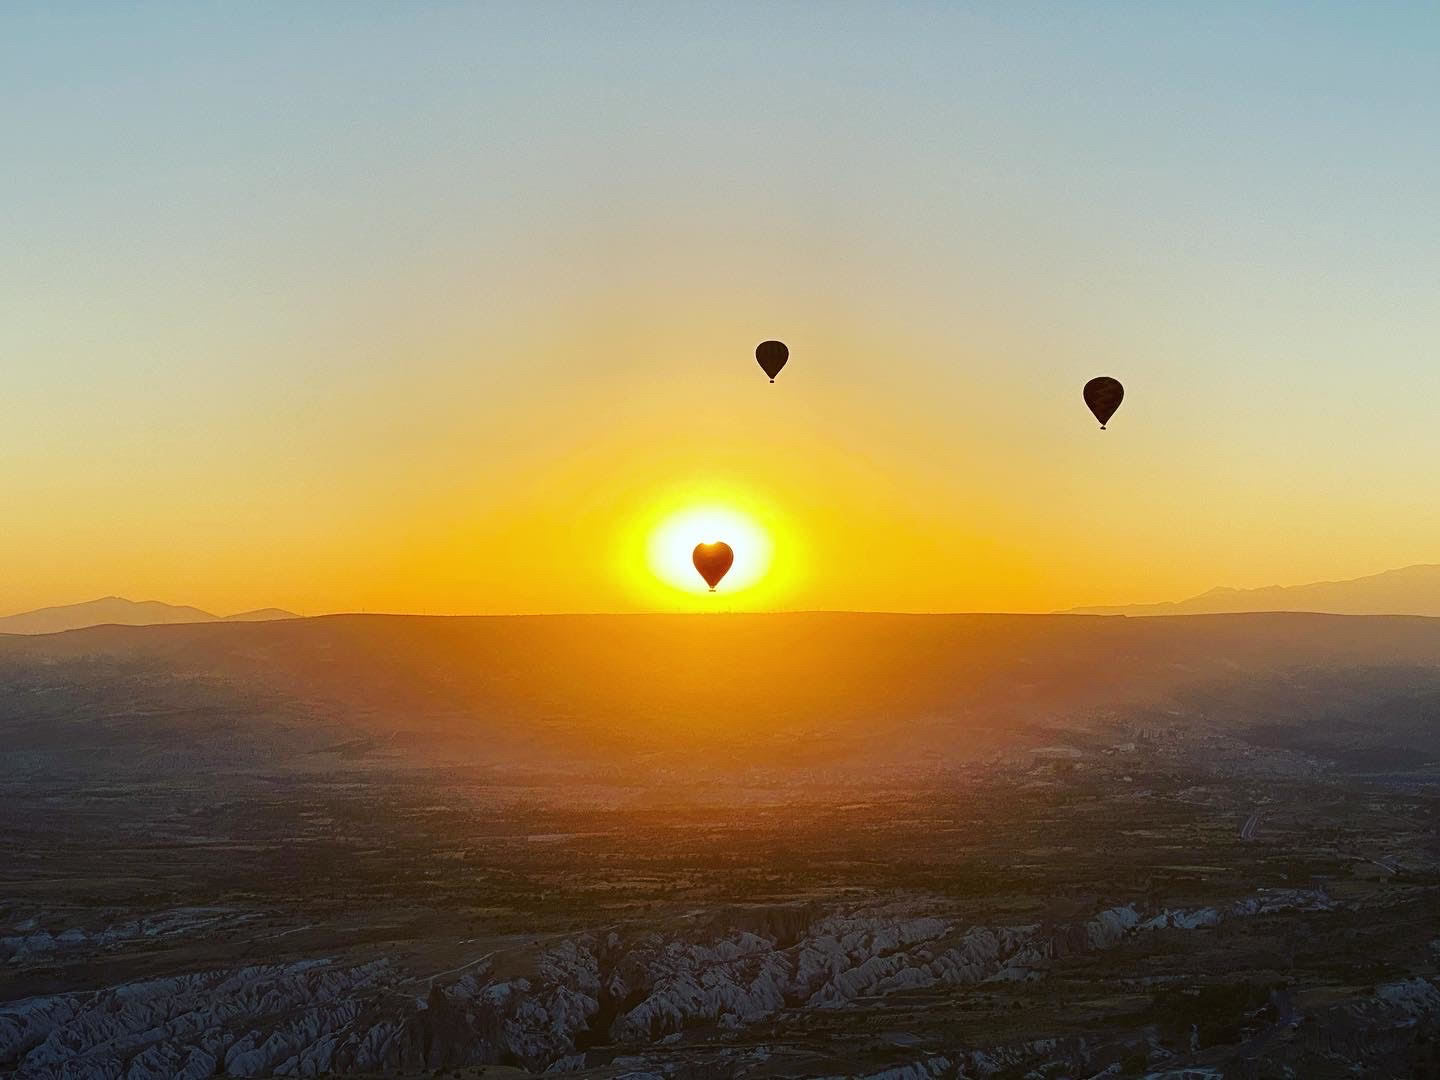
xmin=6 ymin=611 xmax=1440 ymax=777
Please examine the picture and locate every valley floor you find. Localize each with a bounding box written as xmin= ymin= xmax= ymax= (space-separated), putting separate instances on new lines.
xmin=4 ymin=732 xmax=1440 ymax=1078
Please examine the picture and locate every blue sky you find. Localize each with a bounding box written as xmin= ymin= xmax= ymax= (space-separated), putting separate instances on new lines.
xmin=2 ymin=3 xmax=1438 ymax=613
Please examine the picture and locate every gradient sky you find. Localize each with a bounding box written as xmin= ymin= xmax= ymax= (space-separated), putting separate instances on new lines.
xmin=4 ymin=3 xmax=1439 ymax=616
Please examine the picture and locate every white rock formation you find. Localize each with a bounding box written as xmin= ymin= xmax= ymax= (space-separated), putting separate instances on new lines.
xmin=0 ymin=890 xmax=1341 ymax=1077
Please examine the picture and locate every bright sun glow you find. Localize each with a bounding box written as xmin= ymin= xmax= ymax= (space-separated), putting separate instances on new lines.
xmin=647 ymin=505 xmax=773 ymax=596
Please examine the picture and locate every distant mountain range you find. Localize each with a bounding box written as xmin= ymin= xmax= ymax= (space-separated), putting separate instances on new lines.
xmin=1067 ymin=563 xmax=1440 ymax=617
xmin=0 ymin=596 xmax=297 ymax=636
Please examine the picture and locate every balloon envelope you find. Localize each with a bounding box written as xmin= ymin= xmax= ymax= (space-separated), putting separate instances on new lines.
xmin=1083 ymin=377 xmax=1124 ymax=429
xmin=755 ymin=340 xmax=788 ymax=382
xmin=692 ymin=541 xmax=734 ymax=591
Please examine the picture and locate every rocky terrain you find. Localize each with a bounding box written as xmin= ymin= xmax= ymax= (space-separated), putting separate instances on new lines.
xmin=4 ymin=613 xmax=1440 ymax=1077
xmin=0 ymin=891 xmax=1335 ymax=1077
xmin=4 ymin=748 xmax=1439 ymax=1078
xmin=6 ymin=883 xmax=1423 ymax=1079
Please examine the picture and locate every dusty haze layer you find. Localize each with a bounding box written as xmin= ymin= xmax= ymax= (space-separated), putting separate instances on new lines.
xmin=7 ymin=610 xmax=1440 ymax=778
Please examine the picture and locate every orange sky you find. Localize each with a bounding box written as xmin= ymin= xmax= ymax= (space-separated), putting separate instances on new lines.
xmin=5 ymin=6 xmax=1440 ymax=616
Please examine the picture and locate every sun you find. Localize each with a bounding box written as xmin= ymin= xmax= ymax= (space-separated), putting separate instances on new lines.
xmin=646 ymin=505 xmax=773 ymax=595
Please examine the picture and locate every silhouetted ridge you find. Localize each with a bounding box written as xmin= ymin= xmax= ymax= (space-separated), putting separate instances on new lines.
xmin=0 ymin=597 xmax=298 ymax=635
xmin=1067 ymin=563 xmax=1440 ymax=617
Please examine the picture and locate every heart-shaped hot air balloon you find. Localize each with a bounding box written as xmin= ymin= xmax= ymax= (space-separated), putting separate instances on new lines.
xmin=692 ymin=541 xmax=734 ymax=592
xmin=755 ymin=340 xmax=788 ymax=382
xmin=1083 ymin=376 xmax=1124 ymax=429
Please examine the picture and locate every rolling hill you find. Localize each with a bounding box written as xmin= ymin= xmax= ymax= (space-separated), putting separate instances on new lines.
xmin=1066 ymin=563 xmax=1440 ymax=617
xmin=4 ymin=610 xmax=1440 ymax=777
xmin=0 ymin=596 xmax=298 ymax=635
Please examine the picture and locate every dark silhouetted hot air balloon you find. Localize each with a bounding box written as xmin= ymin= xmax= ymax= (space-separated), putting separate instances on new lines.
xmin=1083 ymin=377 xmax=1124 ymax=429
xmin=692 ymin=542 xmax=734 ymax=591
xmin=755 ymin=340 xmax=788 ymax=382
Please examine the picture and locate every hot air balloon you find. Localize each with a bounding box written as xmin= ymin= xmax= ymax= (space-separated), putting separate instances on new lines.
xmin=1083 ymin=376 xmax=1124 ymax=429
xmin=692 ymin=541 xmax=734 ymax=592
xmin=755 ymin=340 xmax=788 ymax=382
